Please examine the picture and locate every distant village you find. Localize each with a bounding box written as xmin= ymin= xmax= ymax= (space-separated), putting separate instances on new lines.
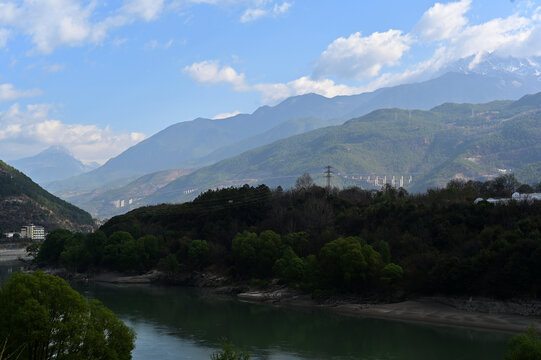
xmin=2 ymin=224 xmax=46 ymax=241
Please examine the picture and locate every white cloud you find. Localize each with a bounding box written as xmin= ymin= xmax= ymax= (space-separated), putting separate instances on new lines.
xmin=240 ymin=1 xmax=291 ymax=22
xmin=0 ymin=83 xmax=42 ymax=101
xmin=184 ymin=1 xmax=541 ymax=105
xmin=254 ymin=77 xmax=361 ymax=103
xmin=273 ymin=2 xmax=291 ymax=15
xmin=415 ymin=0 xmax=471 ymax=41
xmin=313 ymin=30 xmax=412 ymax=81
xmin=144 ymin=38 xmax=174 ymax=50
xmin=212 ymin=110 xmax=242 ymax=119
xmin=183 ymin=60 xmax=250 ymax=91
xmin=184 ymin=60 xmax=361 ymax=103
xmin=240 ymin=8 xmax=267 ymax=23
xmin=121 ymin=0 xmax=165 ymax=22
xmin=0 ymin=0 xmax=291 ymax=52
xmin=0 ymin=103 xmax=146 ymax=163
xmin=0 ymin=0 xmax=166 ymax=54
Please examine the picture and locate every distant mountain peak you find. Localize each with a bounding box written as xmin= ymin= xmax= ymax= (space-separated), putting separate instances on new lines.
xmin=9 ymin=145 xmax=95 ymax=185
xmin=41 ymin=145 xmax=73 ymax=156
xmin=444 ymin=54 xmax=541 ymax=78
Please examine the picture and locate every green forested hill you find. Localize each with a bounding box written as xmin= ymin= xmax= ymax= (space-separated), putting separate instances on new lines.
xmin=42 ymin=180 xmax=540 ymax=299
xmin=0 ymin=161 xmax=95 ymax=233
xmin=146 ymin=94 xmax=541 ymax=204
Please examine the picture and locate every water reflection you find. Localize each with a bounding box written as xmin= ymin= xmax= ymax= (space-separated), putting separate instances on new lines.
xmin=72 ymin=282 xmax=511 ymax=360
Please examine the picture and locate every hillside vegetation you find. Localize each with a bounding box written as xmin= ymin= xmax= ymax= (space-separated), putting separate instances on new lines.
xmin=0 ymin=160 xmax=95 ymax=233
xmin=146 ymin=93 xmax=541 ymax=205
xmin=36 ymin=175 xmax=541 ymax=299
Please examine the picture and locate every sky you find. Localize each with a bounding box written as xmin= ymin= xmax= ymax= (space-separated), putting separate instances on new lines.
xmin=0 ymin=0 xmax=540 ymax=164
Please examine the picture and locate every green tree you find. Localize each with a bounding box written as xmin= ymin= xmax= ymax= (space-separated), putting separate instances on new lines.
xmin=85 ymin=230 xmax=107 ymax=266
xmin=158 ymin=254 xmax=182 ymax=276
xmin=35 ymin=229 xmax=72 ymax=266
xmin=231 ymin=231 xmax=281 ymax=278
xmin=380 ymin=263 xmax=404 ymax=286
xmin=504 ymin=326 xmax=541 ymax=360
xmin=188 ymin=240 xmax=210 ymax=269
xmin=273 ymin=246 xmax=305 ymax=283
xmin=319 ymin=236 xmax=383 ymax=291
xmin=283 ymin=232 xmax=309 ymax=257
xmin=0 ymin=271 xmax=135 ymax=360
xmin=210 ymin=339 xmax=250 ymax=360
xmin=231 ymin=231 xmax=259 ymax=276
xmin=59 ymin=232 xmax=91 ymax=272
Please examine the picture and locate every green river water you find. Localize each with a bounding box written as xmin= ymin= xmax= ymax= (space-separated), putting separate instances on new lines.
xmin=1 ymin=263 xmax=512 ymax=359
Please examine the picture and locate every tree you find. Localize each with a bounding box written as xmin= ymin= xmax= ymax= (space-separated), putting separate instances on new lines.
xmin=158 ymin=254 xmax=182 ymax=276
xmin=0 ymin=271 xmax=135 ymax=360
xmin=295 ymin=173 xmax=313 ymax=190
xmin=210 ymin=339 xmax=250 ymax=360
xmin=188 ymin=240 xmax=210 ymax=269
xmin=35 ymin=229 xmax=72 ymax=266
xmin=504 ymin=325 xmax=541 ymax=360
xmin=319 ymin=236 xmax=383 ymax=291
xmin=273 ymin=246 xmax=305 ymax=282
xmin=380 ymin=263 xmax=404 ymax=286
xmin=26 ymin=243 xmax=41 ymax=260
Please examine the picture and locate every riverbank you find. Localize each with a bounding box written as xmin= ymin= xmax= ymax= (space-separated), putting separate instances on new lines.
xmin=43 ymin=268 xmax=541 ymax=334
xmin=235 ymin=287 xmax=541 ymax=334
xmin=0 ymin=247 xmax=30 ymax=262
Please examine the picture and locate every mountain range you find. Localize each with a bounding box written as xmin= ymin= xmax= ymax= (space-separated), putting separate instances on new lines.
xmin=141 ymin=93 xmax=541 ymax=205
xmin=37 ymin=55 xmax=541 ymax=219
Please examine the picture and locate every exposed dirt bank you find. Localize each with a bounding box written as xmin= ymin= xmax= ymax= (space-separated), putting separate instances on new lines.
xmin=235 ymin=286 xmax=541 ymax=333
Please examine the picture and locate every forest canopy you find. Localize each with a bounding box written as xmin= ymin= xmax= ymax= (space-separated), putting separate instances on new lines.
xmin=34 ymin=175 xmax=541 ymax=298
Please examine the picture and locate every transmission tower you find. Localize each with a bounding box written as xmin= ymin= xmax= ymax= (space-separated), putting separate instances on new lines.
xmin=324 ymin=165 xmax=333 ymax=189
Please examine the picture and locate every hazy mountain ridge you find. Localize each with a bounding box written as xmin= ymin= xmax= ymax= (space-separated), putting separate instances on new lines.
xmin=0 ymin=160 xmax=95 ymax=233
xmin=9 ymin=146 xmax=99 ymax=185
xmin=48 ymin=57 xmax=541 ymax=197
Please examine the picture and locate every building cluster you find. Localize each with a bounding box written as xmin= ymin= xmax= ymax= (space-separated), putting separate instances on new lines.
xmin=339 ymin=173 xmax=413 ymax=188
xmin=3 ymin=224 xmax=46 ymax=241
xmin=111 ymin=198 xmax=134 ymax=209
xmin=474 ymin=192 xmax=541 ymax=204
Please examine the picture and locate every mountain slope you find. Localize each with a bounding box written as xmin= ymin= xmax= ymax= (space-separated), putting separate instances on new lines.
xmin=0 ymin=161 xmax=95 ymax=233
xmin=68 ymin=169 xmax=192 ymax=219
xmin=145 ymin=93 xmax=541 ymax=205
xmin=9 ymin=146 xmax=98 ymax=185
xmin=48 ymin=57 xmax=541 ymax=196
xmin=196 ymin=116 xmax=344 ymax=166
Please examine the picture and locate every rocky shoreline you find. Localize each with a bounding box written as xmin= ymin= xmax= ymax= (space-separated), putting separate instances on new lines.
xmin=34 ymin=267 xmax=541 ymax=334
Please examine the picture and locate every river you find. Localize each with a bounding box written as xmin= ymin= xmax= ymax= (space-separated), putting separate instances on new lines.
xmin=72 ymin=281 xmax=512 ymax=360
xmin=0 ymin=264 xmax=512 ymax=359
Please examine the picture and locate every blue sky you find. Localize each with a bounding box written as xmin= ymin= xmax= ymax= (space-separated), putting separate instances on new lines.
xmin=0 ymin=0 xmax=540 ymax=163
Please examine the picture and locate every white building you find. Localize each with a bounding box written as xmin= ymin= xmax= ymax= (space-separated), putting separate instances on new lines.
xmin=20 ymin=225 xmax=46 ymax=241
xmin=474 ymin=192 xmax=541 ymax=204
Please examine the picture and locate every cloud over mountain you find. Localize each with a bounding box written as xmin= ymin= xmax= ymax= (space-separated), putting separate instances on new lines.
xmin=0 ymin=103 xmax=145 ymax=164
xmin=183 ymin=0 xmax=541 ymax=103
